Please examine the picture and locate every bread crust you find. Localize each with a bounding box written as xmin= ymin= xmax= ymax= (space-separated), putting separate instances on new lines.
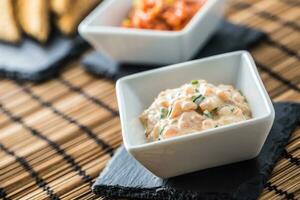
xmin=0 ymin=0 xmax=21 ymax=43
xmin=50 ymin=0 xmax=71 ymax=16
xmin=17 ymin=0 xmax=50 ymax=43
xmin=56 ymin=0 xmax=100 ymax=35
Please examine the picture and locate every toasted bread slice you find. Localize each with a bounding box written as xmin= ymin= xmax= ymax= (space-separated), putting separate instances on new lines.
xmin=57 ymin=0 xmax=100 ymax=35
xmin=50 ymin=0 xmax=71 ymax=16
xmin=17 ymin=0 xmax=50 ymax=43
xmin=0 ymin=0 xmax=21 ymax=43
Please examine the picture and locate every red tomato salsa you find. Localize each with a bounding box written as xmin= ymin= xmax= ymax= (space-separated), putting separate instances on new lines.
xmin=122 ymin=0 xmax=206 ymax=31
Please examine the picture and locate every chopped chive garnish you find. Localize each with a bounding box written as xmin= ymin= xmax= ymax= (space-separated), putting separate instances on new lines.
xmin=159 ymin=125 xmax=167 ymax=136
xmin=191 ymin=80 xmax=199 ymax=85
xmin=167 ymin=107 xmax=173 ymax=117
xmin=215 ymin=125 xmax=219 ymax=128
xmin=192 ymin=94 xmax=205 ymax=104
xmin=231 ymin=108 xmax=235 ymax=112
xmin=160 ymin=108 xmax=168 ymax=119
xmin=195 ymin=88 xmax=199 ymax=93
xmin=203 ymin=110 xmax=213 ymax=118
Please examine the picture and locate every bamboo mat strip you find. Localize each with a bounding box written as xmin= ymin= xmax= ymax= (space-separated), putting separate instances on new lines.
xmin=0 ymin=143 xmax=59 ymax=200
xmin=264 ymin=37 xmax=300 ymax=61
xmin=17 ymin=84 xmax=115 ymax=156
xmin=229 ymin=3 xmax=300 ymax=60
xmin=0 ymin=103 xmax=94 ymax=185
xmin=265 ymin=182 xmax=295 ymax=200
xmin=57 ymin=77 xmax=119 ymax=116
xmin=227 ymin=7 xmax=300 ymax=97
xmin=283 ymin=150 xmax=300 ymax=166
xmin=231 ymin=2 xmax=300 ymax=32
xmin=0 ymin=0 xmax=299 ymax=199
xmin=227 ymin=0 xmax=300 ymax=94
xmin=256 ymin=62 xmax=300 ymax=93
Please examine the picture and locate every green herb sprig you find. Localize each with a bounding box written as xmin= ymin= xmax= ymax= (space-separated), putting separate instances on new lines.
xmin=203 ymin=110 xmax=213 ymax=118
xmin=167 ymin=107 xmax=173 ymax=117
xmin=159 ymin=125 xmax=167 ymax=136
xmin=192 ymin=94 xmax=205 ymax=105
xmin=160 ymin=108 xmax=168 ymax=119
xmin=191 ymin=80 xmax=199 ymax=85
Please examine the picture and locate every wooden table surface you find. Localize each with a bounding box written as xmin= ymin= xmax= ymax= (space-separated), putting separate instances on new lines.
xmin=0 ymin=0 xmax=299 ymax=199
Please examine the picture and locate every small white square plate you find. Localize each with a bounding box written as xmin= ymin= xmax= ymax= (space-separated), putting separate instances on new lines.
xmin=79 ymin=0 xmax=226 ymax=64
xmin=116 ymin=51 xmax=275 ymax=178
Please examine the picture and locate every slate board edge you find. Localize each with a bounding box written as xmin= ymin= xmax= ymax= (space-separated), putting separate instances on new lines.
xmin=0 ymin=37 xmax=89 ymax=83
xmin=93 ymin=185 xmax=233 ymax=200
xmin=93 ymin=102 xmax=300 ymax=200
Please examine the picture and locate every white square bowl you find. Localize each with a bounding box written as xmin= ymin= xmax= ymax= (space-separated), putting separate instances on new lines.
xmin=116 ymin=51 xmax=275 ymax=178
xmin=79 ymin=0 xmax=226 ymax=64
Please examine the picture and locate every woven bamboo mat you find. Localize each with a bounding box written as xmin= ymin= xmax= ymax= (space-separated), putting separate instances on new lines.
xmin=0 ymin=0 xmax=299 ymax=199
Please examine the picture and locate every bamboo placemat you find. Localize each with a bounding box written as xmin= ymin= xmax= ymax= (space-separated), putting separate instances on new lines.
xmin=0 ymin=0 xmax=299 ymax=199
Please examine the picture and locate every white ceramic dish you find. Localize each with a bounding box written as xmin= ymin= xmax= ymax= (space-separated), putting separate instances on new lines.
xmin=116 ymin=51 xmax=275 ymax=178
xmin=79 ymin=0 xmax=225 ymax=64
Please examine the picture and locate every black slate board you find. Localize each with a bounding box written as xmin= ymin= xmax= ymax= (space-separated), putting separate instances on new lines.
xmin=93 ymin=102 xmax=300 ymax=200
xmin=0 ymin=21 xmax=264 ymax=82
xmin=0 ymin=33 xmax=89 ymax=82
xmin=81 ymin=20 xmax=265 ymax=80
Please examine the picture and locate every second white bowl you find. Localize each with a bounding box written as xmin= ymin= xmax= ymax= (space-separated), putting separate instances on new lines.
xmin=79 ymin=0 xmax=226 ymax=64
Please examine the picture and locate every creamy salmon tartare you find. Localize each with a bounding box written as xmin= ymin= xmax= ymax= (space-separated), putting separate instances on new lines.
xmin=140 ymin=80 xmax=252 ymax=142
